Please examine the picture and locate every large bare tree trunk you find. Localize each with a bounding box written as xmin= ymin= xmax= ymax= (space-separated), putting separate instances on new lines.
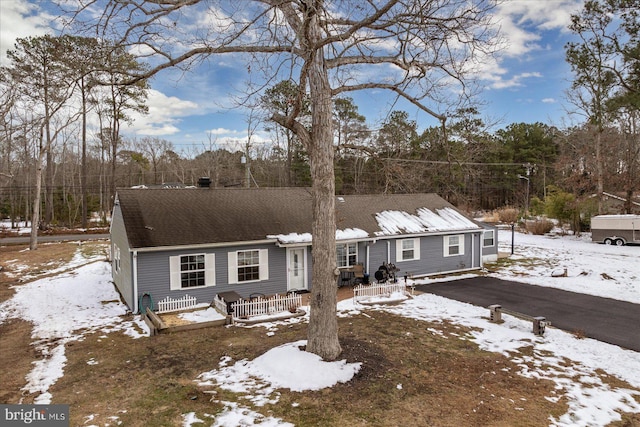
xmin=81 ymin=79 xmax=88 ymax=229
xmin=305 ymin=10 xmax=341 ymax=361
xmin=30 ymin=131 xmax=46 ymax=250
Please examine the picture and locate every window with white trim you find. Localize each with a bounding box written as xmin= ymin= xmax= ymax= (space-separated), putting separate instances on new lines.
xmin=228 ymin=249 xmax=269 ymax=284
xmin=238 ymin=250 xmax=260 ymax=282
xmin=396 ymin=238 xmax=420 ymax=262
xmin=336 ymin=243 xmax=357 ymax=267
xmin=483 ymin=230 xmax=495 ymax=247
xmin=444 ymin=235 xmax=464 ymax=257
xmin=169 ymin=253 xmax=216 ymax=290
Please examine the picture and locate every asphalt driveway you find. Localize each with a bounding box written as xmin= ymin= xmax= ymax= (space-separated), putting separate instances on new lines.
xmin=414 ymin=276 xmax=640 ymax=352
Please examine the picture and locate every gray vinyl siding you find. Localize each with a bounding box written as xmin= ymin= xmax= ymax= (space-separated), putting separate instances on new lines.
xmin=368 ymin=240 xmax=391 ymax=273
xmin=368 ymin=232 xmax=482 ymax=279
xmin=110 ymin=204 xmax=135 ymax=311
xmin=136 ymin=243 xmax=289 ymax=307
xmin=356 ymin=243 xmax=367 ymax=268
xmin=480 ymin=223 xmax=499 ymax=259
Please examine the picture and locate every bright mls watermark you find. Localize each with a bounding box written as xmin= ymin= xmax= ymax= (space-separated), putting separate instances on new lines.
xmin=1 ymin=405 xmax=69 ymax=426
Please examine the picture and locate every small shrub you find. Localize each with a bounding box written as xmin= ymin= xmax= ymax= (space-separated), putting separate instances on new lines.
xmin=497 ymin=207 xmax=519 ymax=223
xmin=525 ymin=219 xmax=554 ymax=235
xmin=529 ymin=197 xmax=545 ymax=216
xmin=478 ymin=211 xmax=500 ymax=223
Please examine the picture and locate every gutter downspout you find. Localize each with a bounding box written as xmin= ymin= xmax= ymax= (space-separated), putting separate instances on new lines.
xmin=479 ymin=232 xmax=484 ymax=268
xmin=132 ymin=250 xmax=139 ymax=313
xmin=366 ymin=244 xmax=370 ymax=275
xmin=387 ymin=240 xmax=391 ymax=264
xmin=471 ymin=233 xmax=475 ymax=269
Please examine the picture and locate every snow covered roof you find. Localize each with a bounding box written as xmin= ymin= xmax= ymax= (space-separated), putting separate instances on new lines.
xmin=268 ymin=228 xmax=369 ymax=245
xmin=374 ymin=207 xmax=481 ymax=236
xmin=115 ymin=188 xmax=481 ymax=249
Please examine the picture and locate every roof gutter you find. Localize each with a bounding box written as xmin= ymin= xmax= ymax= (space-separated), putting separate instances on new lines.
xmin=132 ymin=228 xmax=481 ymax=252
xmin=372 ymin=228 xmax=481 ymax=241
xmin=131 ymin=239 xmax=278 ymax=253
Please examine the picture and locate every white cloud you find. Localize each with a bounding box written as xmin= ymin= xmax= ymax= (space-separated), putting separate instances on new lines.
xmin=126 ymin=89 xmax=199 ymax=136
xmin=0 ymin=1 xmax=55 ymax=62
xmin=542 ymin=98 xmax=557 ymax=104
xmin=477 ymin=1 xmax=583 ymax=90
xmin=488 ymin=71 xmax=542 ymax=90
xmin=208 ymin=128 xmax=241 ymax=136
xmin=200 ymin=128 xmax=274 ymax=154
xmin=495 ymin=0 xmax=583 ymax=57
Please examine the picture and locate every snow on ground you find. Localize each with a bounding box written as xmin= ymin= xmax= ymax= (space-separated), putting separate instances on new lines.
xmin=178 ymin=307 xmax=226 ymax=323
xmin=491 ymin=228 xmax=640 ymax=303
xmin=0 ymin=253 xmax=147 ymax=404
xmin=2 ymin=229 xmax=640 ymax=426
xmin=192 ymin=229 xmax=640 ymax=427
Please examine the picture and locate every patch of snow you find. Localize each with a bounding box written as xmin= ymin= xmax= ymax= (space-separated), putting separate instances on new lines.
xmin=210 ymin=402 xmax=294 ymax=427
xmin=268 ymin=227 xmax=368 ymax=244
xmin=0 ymin=259 xmax=146 ymax=403
xmin=375 ymin=207 xmax=480 ymax=236
xmin=182 ymin=412 xmax=204 ymax=426
xmin=178 ymin=307 xmax=226 ymax=323
xmin=267 ymin=232 xmax=312 ymax=244
xmin=197 ymin=340 xmax=361 ymax=396
xmin=336 ymin=228 xmax=369 ymax=240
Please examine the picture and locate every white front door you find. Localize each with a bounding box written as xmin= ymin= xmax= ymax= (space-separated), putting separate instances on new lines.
xmin=287 ymin=248 xmax=307 ymax=291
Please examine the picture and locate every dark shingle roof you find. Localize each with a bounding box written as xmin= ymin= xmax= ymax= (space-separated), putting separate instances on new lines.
xmin=115 ymin=188 xmax=479 ymax=249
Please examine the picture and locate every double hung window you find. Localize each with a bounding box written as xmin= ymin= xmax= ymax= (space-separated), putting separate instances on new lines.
xmin=336 ymin=243 xmax=357 ymax=267
xmin=396 ymin=238 xmax=420 ymax=262
xmin=228 ymin=249 xmax=269 ymax=284
xmin=169 ymin=253 xmax=216 ymax=290
xmin=444 ymin=235 xmax=464 ymax=257
xmin=483 ymin=230 xmax=495 ymax=247
xmin=237 ymin=250 xmax=261 ymax=282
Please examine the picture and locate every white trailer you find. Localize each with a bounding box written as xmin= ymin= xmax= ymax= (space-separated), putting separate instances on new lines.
xmin=590 ymin=214 xmax=640 ymax=246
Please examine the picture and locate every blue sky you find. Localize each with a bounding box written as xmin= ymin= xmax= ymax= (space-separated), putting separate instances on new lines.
xmin=0 ymin=0 xmax=585 ymax=154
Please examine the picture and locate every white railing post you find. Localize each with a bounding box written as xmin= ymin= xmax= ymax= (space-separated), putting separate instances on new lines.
xmin=157 ymin=294 xmax=197 ymax=313
xmin=352 ymin=283 xmax=408 ymax=303
xmin=230 ymin=293 xmax=302 ymax=319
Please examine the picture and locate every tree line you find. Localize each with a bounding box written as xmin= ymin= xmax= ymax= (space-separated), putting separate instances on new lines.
xmin=0 ymin=2 xmax=638 ymax=234
xmin=0 ymin=34 xmax=147 ymax=248
xmin=3 ymin=70 xmax=639 ymax=232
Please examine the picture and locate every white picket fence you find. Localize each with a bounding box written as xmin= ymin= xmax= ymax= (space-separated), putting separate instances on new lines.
xmin=157 ymin=294 xmax=198 ymax=313
xmin=232 ymin=293 xmax=302 ymax=319
xmin=353 ymin=282 xmax=408 ymax=303
xmin=213 ymin=295 xmax=229 ymax=315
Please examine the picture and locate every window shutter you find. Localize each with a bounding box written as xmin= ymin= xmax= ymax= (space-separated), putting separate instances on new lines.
xmin=413 ymin=238 xmax=420 ymax=260
xmin=259 ymin=249 xmax=269 ymax=280
xmin=228 ymin=252 xmax=238 ymax=284
xmin=395 ymin=240 xmax=403 ymax=261
xmin=169 ymin=255 xmax=181 ymax=290
xmin=205 ymin=253 xmax=216 ymax=286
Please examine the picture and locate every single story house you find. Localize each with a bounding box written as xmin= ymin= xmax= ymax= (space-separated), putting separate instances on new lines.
xmin=110 ymin=187 xmax=498 ymax=313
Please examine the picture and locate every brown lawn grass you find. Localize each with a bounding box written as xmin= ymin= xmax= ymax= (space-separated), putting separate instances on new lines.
xmin=2 ymin=242 xmax=640 ymax=426
xmin=0 ymin=241 xmax=108 ymax=405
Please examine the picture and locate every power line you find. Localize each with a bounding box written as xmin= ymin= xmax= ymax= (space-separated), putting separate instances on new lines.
xmin=382 ymin=158 xmax=530 ymax=167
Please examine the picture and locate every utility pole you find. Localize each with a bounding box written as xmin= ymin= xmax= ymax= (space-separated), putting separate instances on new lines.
xmin=241 ymin=155 xmax=250 ymax=188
